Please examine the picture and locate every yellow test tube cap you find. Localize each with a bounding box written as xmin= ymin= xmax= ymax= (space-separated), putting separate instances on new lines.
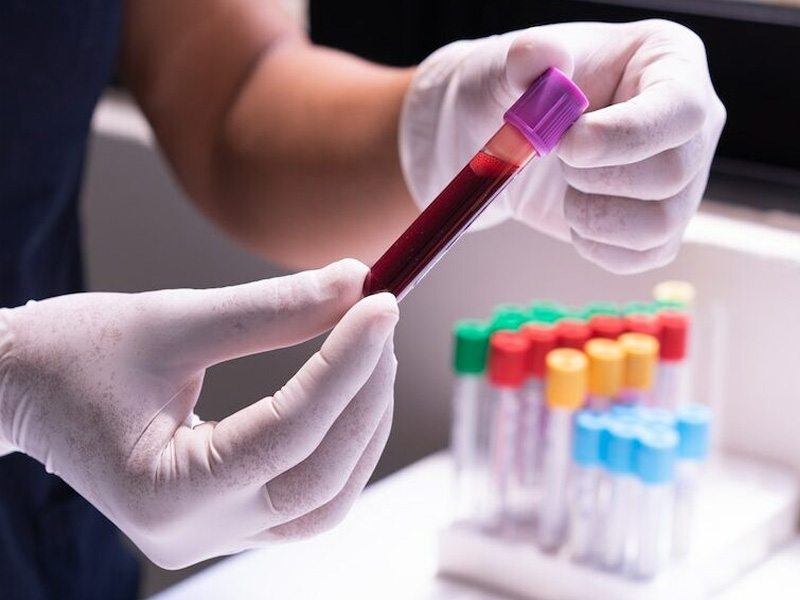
xmin=618 ymin=332 xmax=659 ymax=390
xmin=653 ymin=280 xmax=696 ymax=308
xmin=584 ymin=338 xmax=624 ymax=397
xmin=545 ymin=348 xmax=588 ymax=410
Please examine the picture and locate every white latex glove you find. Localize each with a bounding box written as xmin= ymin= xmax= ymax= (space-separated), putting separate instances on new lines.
xmin=0 ymin=259 xmax=399 ymax=569
xmin=401 ymin=19 xmax=726 ymax=274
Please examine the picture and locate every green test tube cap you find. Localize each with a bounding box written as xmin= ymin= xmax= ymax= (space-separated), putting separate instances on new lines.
xmin=582 ymin=301 xmax=621 ymax=318
xmin=490 ymin=312 xmax=528 ymax=332
xmin=529 ymin=300 xmax=569 ymax=325
xmin=652 ymin=299 xmax=688 ymax=313
xmin=623 ymin=301 xmax=658 ymax=316
xmin=492 ymin=303 xmax=530 ymax=327
xmin=453 ymin=320 xmax=491 ymax=374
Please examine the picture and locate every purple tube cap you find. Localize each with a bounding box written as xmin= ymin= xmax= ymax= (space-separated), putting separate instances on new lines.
xmin=503 ymin=67 xmax=589 ymax=155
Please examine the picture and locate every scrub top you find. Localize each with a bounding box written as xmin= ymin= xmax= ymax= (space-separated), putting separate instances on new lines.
xmin=0 ymin=1 xmax=141 ymax=598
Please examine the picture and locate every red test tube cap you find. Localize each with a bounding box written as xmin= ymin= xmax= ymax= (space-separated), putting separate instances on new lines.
xmin=521 ymin=323 xmax=557 ymax=379
xmin=624 ymin=313 xmax=663 ymax=341
xmin=589 ymin=314 xmax=625 ymax=340
xmin=658 ymin=310 xmax=689 ymax=361
xmin=488 ymin=331 xmax=530 ymax=388
xmin=556 ymin=318 xmax=592 ymax=351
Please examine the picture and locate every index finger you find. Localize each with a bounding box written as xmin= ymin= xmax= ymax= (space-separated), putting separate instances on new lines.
xmin=210 ymin=293 xmax=399 ymax=486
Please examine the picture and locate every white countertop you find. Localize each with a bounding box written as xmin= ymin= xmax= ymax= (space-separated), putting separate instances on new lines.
xmin=147 ymin=452 xmax=800 ymax=600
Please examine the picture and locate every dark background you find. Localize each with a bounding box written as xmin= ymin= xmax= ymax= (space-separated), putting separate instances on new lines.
xmin=310 ymin=0 xmax=800 ymax=214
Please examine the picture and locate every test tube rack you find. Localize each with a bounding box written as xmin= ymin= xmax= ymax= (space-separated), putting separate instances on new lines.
xmin=437 ymin=453 xmax=799 ymax=600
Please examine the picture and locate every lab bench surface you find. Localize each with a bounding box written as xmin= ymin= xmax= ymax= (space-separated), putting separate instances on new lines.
xmin=147 ymin=453 xmax=800 ymax=600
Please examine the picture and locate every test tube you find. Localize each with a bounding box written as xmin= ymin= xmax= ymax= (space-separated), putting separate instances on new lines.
xmin=486 ymin=330 xmax=530 ymax=532
xmin=362 ymin=68 xmax=588 ymax=300
xmin=673 ymin=403 xmax=712 ymax=558
xmin=555 ymin=318 xmax=592 ymax=351
xmin=597 ymin=416 xmax=641 ymax=572
xmin=653 ymin=281 xmax=696 ymax=406
xmin=538 ymin=348 xmax=588 ymax=552
xmin=633 ymin=425 xmax=679 ymax=579
xmin=584 ymin=338 xmax=625 ymax=411
xmin=569 ymin=410 xmax=607 ymax=564
xmin=514 ymin=322 xmax=557 ymax=526
xmin=450 ymin=320 xmax=491 ymax=523
xmin=655 ymin=310 xmax=690 ymax=409
xmin=617 ymin=333 xmax=659 ymax=406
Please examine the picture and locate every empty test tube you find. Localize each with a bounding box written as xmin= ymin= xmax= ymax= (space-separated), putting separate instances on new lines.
xmin=618 ymin=333 xmax=659 ymax=406
xmin=653 ymin=281 xmax=696 ymax=406
xmin=538 ymin=348 xmax=588 ymax=552
xmin=633 ymin=425 xmax=679 ymax=579
xmin=655 ymin=310 xmax=690 ymax=409
xmin=597 ymin=416 xmax=641 ymax=572
xmin=362 ymin=68 xmax=588 ymax=300
xmin=569 ymin=410 xmax=607 ymax=564
xmin=673 ymin=403 xmax=712 ymax=558
xmin=514 ymin=322 xmax=557 ymax=525
xmin=486 ymin=330 xmax=530 ymax=531
xmin=450 ymin=320 xmax=491 ymax=522
xmin=584 ymin=338 xmax=625 ymax=411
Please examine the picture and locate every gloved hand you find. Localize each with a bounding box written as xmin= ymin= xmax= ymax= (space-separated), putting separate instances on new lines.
xmin=0 ymin=259 xmax=398 ymax=569
xmin=400 ymin=19 xmax=726 ymax=274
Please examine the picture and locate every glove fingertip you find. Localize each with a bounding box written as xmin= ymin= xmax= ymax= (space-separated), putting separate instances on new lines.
xmin=506 ymin=33 xmax=574 ymax=96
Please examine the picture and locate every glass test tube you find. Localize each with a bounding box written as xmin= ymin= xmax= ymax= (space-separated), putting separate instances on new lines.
xmin=653 ymin=281 xmax=695 ymax=407
xmin=655 ymin=310 xmax=690 ymax=410
xmin=584 ymin=338 xmax=624 ymax=411
xmin=673 ymin=403 xmax=712 ymax=558
xmin=569 ymin=410 xmax=606 ymax=564
xmin=514 ymin=322 xmax=557 ymax=526
xmin=362 ymin=68 xmax=588 ymax=301
xmin=633 ymin=425 xmax=679 ymax=579
xmin=486 ymin=330 xmax=530 ymax=532
xmin=450 ymin=320 xmax=491 ymax=523
xmin=538 ymin=348 xmax=588 ymax=552
xmin=597 ymin=416 xmax=641 ymax=572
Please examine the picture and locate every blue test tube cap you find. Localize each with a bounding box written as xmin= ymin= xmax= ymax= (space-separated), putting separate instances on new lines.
xmin=635 ymin=425 xmax=679 ymax=485
xmin=609 ymin=403 xmax=639 ymax=419
xmin=638 ymin=407 xmax=677 ymax=430
xmin=677 ymin=403 xmax=712 ymax=461
xmin=600 ymin=415 xmax=640 ymax=475
xmin=573 ymin=410 xmax=607 ymax=467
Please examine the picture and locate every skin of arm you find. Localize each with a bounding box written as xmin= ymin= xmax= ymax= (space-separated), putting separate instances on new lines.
xmin=120 ymin=0 xmax=419 ymax=269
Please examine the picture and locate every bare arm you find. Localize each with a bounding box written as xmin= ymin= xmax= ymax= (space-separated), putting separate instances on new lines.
xmin=120 ymin=0 xmax=418 ymax=269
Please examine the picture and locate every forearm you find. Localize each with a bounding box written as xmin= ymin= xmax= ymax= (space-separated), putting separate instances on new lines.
xmin=212 ymin=44 xmax=418 ymax=268
xmin=121 ymin=0 xmax=418 ymax=270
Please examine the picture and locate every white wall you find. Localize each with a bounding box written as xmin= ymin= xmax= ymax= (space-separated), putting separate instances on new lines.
xmin=82 ymin=93 xmax=800 ymax=598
